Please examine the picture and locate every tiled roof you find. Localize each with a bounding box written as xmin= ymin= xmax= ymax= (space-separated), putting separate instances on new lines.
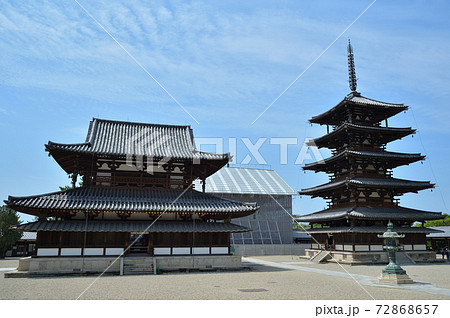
xmin=20 ymin=232 xmax=37 ymax=240
xmin=13 ymin=220 xmax=250 ymax=233
xmin=5 ymin=187 xmax=258 ymax=216
xmin=427 ymin=226 xmax=450 ymax=238
xmin=300 ymin=177 xmax=433 ymax=195
xmin=309 ymin=93 xmax=408 ymax=125
xmin=303 ymin=150 xmax=425 ymax=171
xmin=293 ymin=230 xmax=311 ymax=239
xmin=309 ymin=122 xmax=415 ymax=148
xmin=193 ymin=167 xmax=296 ymax=195
xmin=295 ymin=206 xmax=443 ymax=222
xmin=304 ymin=226 xmax=441 ymax=234
xmin=46 ymin=118 xmax=228 ymax=161
xmin=347 ymin=95 xmax=406 ymax=108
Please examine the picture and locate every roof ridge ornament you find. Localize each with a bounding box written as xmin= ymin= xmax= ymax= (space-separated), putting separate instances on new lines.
xmin=347 ymin=39 xmax=359 ymax=94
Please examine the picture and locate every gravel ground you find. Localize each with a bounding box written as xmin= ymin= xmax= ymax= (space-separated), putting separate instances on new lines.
xmin=1 ymin=256 xmax=450 ymax=300
xmin=259 ymin=255 xmax=450 ymax=289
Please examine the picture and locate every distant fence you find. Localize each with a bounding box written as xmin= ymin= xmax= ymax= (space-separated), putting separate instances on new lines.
xmin=233 ymin=244 xmax=309 ymax=256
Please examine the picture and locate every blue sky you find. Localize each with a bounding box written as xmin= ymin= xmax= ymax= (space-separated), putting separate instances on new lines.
xmin=1 ymin=0 xmax=449 ymax=222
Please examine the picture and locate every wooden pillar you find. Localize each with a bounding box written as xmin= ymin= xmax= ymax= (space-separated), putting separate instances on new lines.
xmin=125 ymin=233 xmax=130 ymax=256
xmin=209 ymin=232 xmax=213 ymax=254
xmin=170 ymin=232 xmax=174 ymax=255
xmin=103 ymin=232 xmax=107 ymax=256
xmin=147 ymin=233 xmax=153 ymax=255
xmin=351 ymin=232 xmax=355 ymax=252
xmin=58 ymin=232 xmax=63 ymax=256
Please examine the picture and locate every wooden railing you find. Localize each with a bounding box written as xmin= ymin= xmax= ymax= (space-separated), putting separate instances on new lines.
xmin=92 ymin=175 xmax=189 ymax=189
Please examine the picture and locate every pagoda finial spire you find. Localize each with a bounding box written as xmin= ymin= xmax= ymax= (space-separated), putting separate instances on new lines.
xmin=347 ymin=39 xmax=357 ymax=92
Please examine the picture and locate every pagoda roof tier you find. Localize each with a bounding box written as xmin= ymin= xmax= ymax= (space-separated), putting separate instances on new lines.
xmin=309 ymin=123 xmax=415 ymax=149
xmin=295 ymin=205 xmax=443 ymax=223
xmin=303 ymin=150 xmax=425 ymax=172
xmin=46 ymin=118 xmax=230 ymax=176
xmin=309 ymin=92 xmax=408 ymax=126
xmin=299 ymin=177 xmax=433 ymax=197
xmin=300 ymin=226 xmax=441 ymax=234
xmin=5 ymin=187 xmax=258 ymax=218
xmin=13 ymin=220 xmax=251 ymax=233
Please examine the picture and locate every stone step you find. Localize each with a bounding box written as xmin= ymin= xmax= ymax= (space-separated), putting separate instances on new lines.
xmin=395 ymin=251 xmax=416 ymax=265
xmin=310 ymin=250 xmax=331 ymax=263
xmin=123 ymin=258 xmax=154 ymax=275
xmin=122 ymin=257 xmax=156 ymax=275
xmin=123 ymin=266 xmax=154 ymax=275
xmin=123 ymin=261 xmax=152 ymax=265
xmin=124 ymin=264 xmax=152 ymax=268
xmin=124 ymin=268 xmax=154 ymax=272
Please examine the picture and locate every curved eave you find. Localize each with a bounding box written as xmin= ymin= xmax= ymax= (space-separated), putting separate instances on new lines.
xmin=5 ymin=188 xmax=259 ymax=219
xmin=46 ymin=142 xmax=230 ymax=177
xmin=303 ymin=150 xmax=425 ymax=172
xmin=299 ymin=177 xmax=434 ymax=197
xmin=309 ymin=123 xmax=415 ymax=149
xmin=309 ymin=94 xmax=408 ymax=125
xmin=12 ymin=220 xmax=252 ymax=233
xmin=296 ymin=206 xmax=443 ymax=223
xmin=46 ymin=141 xmax=230 ymax=161
xmin=303 ymin=226 xmax=440 ymax=234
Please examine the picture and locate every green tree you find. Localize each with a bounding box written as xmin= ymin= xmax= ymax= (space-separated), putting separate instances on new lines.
xmin=424 ymin=213 xmax=450 ymax=227
xmin=0 ymin=206 xmax=22 ymax=259
xmin=413 ymin=213 xmax=450 ymax=227
xmin=59 ymin=181 xmax=83 ymax=191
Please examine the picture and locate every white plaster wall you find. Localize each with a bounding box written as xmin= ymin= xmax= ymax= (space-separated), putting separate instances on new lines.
xmin=172 ymin=247 xmax=191 ymax=255
xmin=211 ymin=247 xmax=228 ymax=254
xmin=60 ymin=248 xmax=82 ymax=256
xmin=83 ymin=248 xmax=104 ymax=256
xmin=192 ymin=247 xmax=210 ymax=254
xmin=354 ymin=245 xmax=370 ymax=252
xmin=371 ymin=245 xmax=384 ymax=251
xmin=37 ymin=248 xmax=59 ymax=257
xmin=105 ymin=248 xmax=123 ymax=256
xmin=154 ymin=248 xmax=171 ymax=255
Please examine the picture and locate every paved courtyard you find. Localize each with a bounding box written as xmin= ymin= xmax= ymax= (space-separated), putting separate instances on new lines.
xmin=1 ymin=256 xmax=450 ymax=300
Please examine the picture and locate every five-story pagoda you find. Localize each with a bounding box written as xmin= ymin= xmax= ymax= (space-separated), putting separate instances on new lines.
xmin=296 ymin=41 xmax=443 ymax=264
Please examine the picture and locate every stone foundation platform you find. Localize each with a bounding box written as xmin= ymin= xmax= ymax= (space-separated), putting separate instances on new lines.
xmin=305 ymin=249 xmax=441 ymax=265
xmin=377 ymin=273 xmax=414 ymax=285
xmin=5 ymin=255 xmax=243 ymax=277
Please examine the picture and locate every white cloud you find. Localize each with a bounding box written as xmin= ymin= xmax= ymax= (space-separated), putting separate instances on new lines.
xmin=0 ymin=1 xmax=449 ymax=130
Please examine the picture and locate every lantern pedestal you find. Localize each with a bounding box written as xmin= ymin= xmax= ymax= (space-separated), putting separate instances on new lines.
xmin=377 ymin=222 xmax=414 ymax=285
xmin=378 ymin=264 xmax=413 ymax=284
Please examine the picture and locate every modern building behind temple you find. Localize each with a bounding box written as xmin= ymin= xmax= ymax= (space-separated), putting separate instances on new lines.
xmin=194 ymin=166 xmax=296 ymax=245
xmin=5 ymin=118 xmax=258 ymax=274
xmin=296 ymin=41 xmax=443 ymax=264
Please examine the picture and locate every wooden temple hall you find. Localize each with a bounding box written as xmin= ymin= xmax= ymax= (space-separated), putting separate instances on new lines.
xmin=296 ymin=41 xmax=443 ymax=264
xmin=5 ymin=118 xmax=258 ymax=274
